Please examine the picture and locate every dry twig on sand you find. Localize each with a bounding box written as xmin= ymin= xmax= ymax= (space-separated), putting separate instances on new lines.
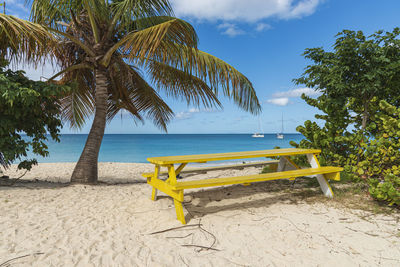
xmin=148 ymin=224 xmax=201 ymax=235
xmin=0 ymin=252 xmax=44 ymax=267
xmin=181 ymin=244 xmax=220 ymax=251
xmin=148 ymin=204 xmax=220 ymax=252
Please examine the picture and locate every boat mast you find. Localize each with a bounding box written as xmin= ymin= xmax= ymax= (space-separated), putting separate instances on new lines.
xmin=259 ymin=117 xmax=264 ymax=133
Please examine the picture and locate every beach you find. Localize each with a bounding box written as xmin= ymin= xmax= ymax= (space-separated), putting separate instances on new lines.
xmin=1 ymin=163 xmax=399 ymax=266
xmin=3 ymin=0 xmax=400 ymax=266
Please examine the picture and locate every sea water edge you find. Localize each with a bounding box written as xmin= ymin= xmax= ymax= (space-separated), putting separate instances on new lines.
xmin=22 ymin=134 xmax=304 ymax=165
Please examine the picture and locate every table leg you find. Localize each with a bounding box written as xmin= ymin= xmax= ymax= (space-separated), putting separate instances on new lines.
xmin=151 ymin=165 xmax=160 ymax=201
xmin=151 ymin=188 xmax=158 ymax=201
xmin=277 ymin=156 xmax=299 ymax=172
xmin=174 ymin=199 xmax=186 ymax=224
xmin=168 ymin=165 xmax=186 ymax=224
xmin=167 ymin=165 xmax=177 ymax=185
xmin=306 ymin=154 xmax=334 ymax=197
xmin=283 ymin=156 xmax=300 ymax=169
xmin=277 ymin=156 xmax=299 ymax=180
xmin=175 ymin=163 xmax=187 ymax=176
xmin=165 ymin=163 xmax=187 ymax=183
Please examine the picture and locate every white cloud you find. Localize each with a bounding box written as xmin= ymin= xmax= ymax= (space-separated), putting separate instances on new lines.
xmin=272 ymin=87 xmax=320 ymax=98
xmin=175 ymin=108 xmax=202 ymax=120
xmin=171 ymin=0 xmax=322 ymax=22
xmin=255 ymin=23 xmax=271 ymax=32
xmin=217 ymin=23 xmax=245 ymax=37
xmin=188 ymin=108 xmax=200 ymax=113
xmin=175 ymin=111 xmax=192 ymax=120
xmin=175 ymin=108 xmax=219 ymax=120
xmin=266 ymin=97 xmax=290 ymax=106
xmin=283 ymin=0 xmax=321 ymax=19
xmin=266 ymin=87 xmax=320 ymax=106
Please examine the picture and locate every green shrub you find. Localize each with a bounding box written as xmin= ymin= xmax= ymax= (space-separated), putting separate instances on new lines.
xmin=0 ymin=60 xmax=69 ymax=171
xmin=292 ymin=28 xmax=400 ymax=206
xmin=368 ymin=174 xmax=400 ymax=206
xmin=354 ymin=101 xmax=400 ymax=205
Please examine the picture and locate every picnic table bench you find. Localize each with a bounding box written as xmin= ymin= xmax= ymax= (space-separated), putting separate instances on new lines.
xmin=142 ymin=148 xmax=343 ymax=224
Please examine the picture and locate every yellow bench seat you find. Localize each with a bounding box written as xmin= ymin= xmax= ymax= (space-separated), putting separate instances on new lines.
xmin=142 ymin=160 xmax=279 ymax=178
xmin=172 ymin=166 xmax=343 ymax=190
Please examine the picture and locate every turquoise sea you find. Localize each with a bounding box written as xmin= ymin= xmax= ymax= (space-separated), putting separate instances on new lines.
xmin=27 ymin=134 xmax=304 ymax=163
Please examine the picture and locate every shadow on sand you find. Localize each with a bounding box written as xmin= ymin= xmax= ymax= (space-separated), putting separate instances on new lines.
xmin=0 ymin=176 xmax=148 ymax=190
xmin=153 ymin=179 xmax=322 ymax=223
xmin=1 ymin=176 xmax=323 ymax=224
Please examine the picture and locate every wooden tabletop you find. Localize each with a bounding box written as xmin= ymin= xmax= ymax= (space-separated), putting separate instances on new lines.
xmin=147 ymin=148 xmax=321 ymax=165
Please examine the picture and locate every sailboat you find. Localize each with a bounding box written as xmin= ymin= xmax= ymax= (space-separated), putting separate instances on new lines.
xmin=252 ymin=133 xmax=264 ymax=138
xmin=252 ymin=117 xmax=264 ymax=138
xmin=277 ymin=114 xmax=284 ymax=139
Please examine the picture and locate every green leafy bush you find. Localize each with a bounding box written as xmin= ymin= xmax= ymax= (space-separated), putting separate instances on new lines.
xmin=292 ymin=29 xmax=400 ymax=206
xmin=353 ymin=101 xmax=400 ymax=205
xmin=0 ymin=60 xmax=69 ymax=170
xmin=368 ymin=174 xmax=400 ymax=206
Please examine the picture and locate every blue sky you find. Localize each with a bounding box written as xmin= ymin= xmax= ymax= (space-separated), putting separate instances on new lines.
xmin=7 ymin=0 xmax=400 ymax=134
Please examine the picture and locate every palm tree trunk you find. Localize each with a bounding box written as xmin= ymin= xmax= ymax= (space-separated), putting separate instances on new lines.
xmin=71 ymin=68 xmax=108 ymax=183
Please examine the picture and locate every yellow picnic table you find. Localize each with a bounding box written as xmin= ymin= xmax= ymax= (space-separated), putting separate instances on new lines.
xmin=142 ymin=148 xmax=343 ymax=224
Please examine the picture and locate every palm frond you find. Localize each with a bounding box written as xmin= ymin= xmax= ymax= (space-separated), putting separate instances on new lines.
xmin=102 ymin=18 xmax=197 ymax=67
xmin=31 ymin=0 xmax=110 ymax=46
xmin=83 ymin=0 xmax=108 ymax=43
xmin=107 ymin=60 xmax=143 ymax=121
xmin=48 ymin=63 xmax=93 ymax=81
xmin=111 ymin=0 xmax=173 ymax=30
xmin=144 ymin=44 xmax=261 ymax=114
xmin=128 ymin=70 xmax=174 ymax=131
xmin=59 ymin=68 xmax=95 ymax=129
xmin=30 ymin=0 xmax=72 ymax=29
xmin=51 ymin=24 xmax=93 ymax=78
xmin=108 ymin=59 xmax=174 ymax=131
xmin=147 ymin=60 xmax=221 ymax=109
xmin=126 ymin=16 xmax=182 ymax=32
xmin=0 ymin=13 xmax=56 ymax=63
xmin=30 ymin=0 xmax=105 ymax=27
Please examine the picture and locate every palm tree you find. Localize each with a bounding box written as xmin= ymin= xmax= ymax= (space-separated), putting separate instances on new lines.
xmin=1 ymin=0 xmax=260 ymax=184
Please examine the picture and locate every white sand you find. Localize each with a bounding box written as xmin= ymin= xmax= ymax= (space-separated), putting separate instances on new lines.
xmin=1 ymin=163 xmax=399 ymax=266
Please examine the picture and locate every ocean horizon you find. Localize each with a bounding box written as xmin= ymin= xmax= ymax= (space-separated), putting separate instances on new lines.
xmin=23 ymin=134 xmax=304 ymax=164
